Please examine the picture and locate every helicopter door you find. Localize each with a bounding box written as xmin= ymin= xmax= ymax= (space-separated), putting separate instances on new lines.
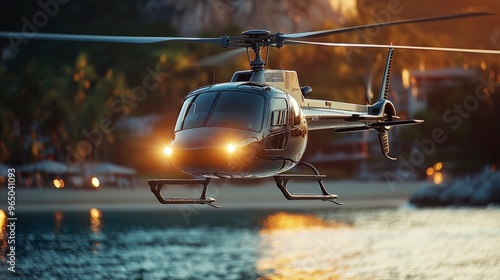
xmin=265 ymin=98 xmax=288 ymax=150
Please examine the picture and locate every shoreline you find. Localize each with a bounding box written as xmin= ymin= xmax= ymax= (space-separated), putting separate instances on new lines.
xmin=0 ymin=180 xmax=427 ymax=212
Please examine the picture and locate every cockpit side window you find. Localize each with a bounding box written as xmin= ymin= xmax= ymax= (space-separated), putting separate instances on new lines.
xmin=174 ymin=96 xmax=193 ymax=131
xmin=270 ymin=98 xmax=288 ymax=129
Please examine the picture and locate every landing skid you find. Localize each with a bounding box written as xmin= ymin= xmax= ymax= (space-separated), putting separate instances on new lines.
xmin=148 ymin=162 xmax=341 ymax=207
xmin=273 ymin=162 xmax=343 ymax=205
xmin=148 ymin=178 xmax=221 ymax=208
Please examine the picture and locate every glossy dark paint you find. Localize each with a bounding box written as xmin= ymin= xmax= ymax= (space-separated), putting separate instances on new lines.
xmin=168 ymin=82 xmax=308 ymax=178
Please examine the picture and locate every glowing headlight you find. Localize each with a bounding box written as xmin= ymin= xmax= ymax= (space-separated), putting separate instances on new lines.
xmin=164 ymin=145 xmax=172 ymax=156
xmin=226 ymin=144 xmax=236 ymax=154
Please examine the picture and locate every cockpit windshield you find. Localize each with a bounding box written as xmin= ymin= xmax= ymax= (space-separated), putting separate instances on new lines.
xmin=175 ymin=90 xmax=265 ymax=132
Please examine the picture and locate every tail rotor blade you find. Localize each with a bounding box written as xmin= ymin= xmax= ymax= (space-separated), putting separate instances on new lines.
xmin=377 ymin=131 xmax=396 ymax=161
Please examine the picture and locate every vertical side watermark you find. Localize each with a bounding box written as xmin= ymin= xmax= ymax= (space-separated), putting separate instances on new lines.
xmin=6 ymin=168 xmax=17 ymax=273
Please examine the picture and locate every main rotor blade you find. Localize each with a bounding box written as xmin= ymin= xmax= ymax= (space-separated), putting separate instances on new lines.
xmin=280 ymin=12 xmax=493 ymax=39
xmin=286 ymin=40 xmax=500 ymax=55
xmin=0 ymin=31 xmax=223 ymax=44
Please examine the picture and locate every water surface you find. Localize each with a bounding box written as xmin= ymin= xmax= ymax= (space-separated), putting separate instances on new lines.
xmin=1 ymin=207 xmax=499 ymax=279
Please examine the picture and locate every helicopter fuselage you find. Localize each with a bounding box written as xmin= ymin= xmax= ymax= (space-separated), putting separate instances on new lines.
xmin=167 ymin=80 xmax=308 ymax=178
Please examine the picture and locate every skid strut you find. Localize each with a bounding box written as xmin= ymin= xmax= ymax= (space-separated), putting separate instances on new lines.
xmin=273 ymin=162 xmax=342 ymax=205
xmin=148 ymin=178 xmax=220 ymax=208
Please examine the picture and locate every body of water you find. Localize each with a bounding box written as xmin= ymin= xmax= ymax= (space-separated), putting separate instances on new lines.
xmin=1 ymin=207 xmax=499 ymax=279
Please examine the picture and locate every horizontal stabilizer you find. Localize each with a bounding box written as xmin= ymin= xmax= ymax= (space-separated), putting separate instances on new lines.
xmin=370 ymin=119 xmax=424 ymax=127
xmin=335 ymin=119 xmax=423 ymax=133
xmin=334 ymin=126 xmax=371 ymax=133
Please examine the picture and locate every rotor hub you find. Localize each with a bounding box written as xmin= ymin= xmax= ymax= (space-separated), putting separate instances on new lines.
xmin=241 ymin=29 xmax=271 ymax=37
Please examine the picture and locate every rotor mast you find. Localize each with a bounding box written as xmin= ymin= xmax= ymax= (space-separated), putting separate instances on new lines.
xmin=240 ymin=29 xmax=274 ymax=70
xmin=248 ymin=43 xmax=266 ymax=70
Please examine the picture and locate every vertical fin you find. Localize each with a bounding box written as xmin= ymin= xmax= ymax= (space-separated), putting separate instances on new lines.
xmin=376 ymin=48 xmax=396 ymax=160
xmin=378 ymin=48 xmax=394 ymax=101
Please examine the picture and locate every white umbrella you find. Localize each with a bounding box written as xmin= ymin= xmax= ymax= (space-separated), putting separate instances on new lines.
xmin=18 ymin=160 xmax=73 ymax=174
xmin=1 ymin=163 xmax=12 ymax=176
xmin=89 ymin=162 xmax=137 ymax=176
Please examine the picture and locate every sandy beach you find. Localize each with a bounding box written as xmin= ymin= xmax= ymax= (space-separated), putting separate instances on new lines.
xmin=0 ymin=179 xmax=426 ymax=211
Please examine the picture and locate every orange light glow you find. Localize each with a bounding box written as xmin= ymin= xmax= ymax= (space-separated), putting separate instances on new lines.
xmin=402 ymin=68 xmax=410 ymax=89
xmin=0 ymin=210 xmax=6 ymax=260
xmin=91 ymin=177 xmax=100 ymax=188
xmin=226 ymin=144 xmax=236 ymax=154
xmin=90 ymin=208 xmax=102 ymax=234
xmin=0 ymin=210 xmax=6 ymax=233
xmin=90 ymin=208 xmax=102 ymax=219
xmin=426 ymin=167 xmax=434 ymax=176
xmin=53 ymin=178 xmax=65 ymax=189
xmin=160 ymin=54 xmax=167 ymax=63
xmin=433 ymin=172 xmax=444 ymax=185
xmin=163 ymin=145 xmax=172 ymax=156
xmin=434 ymin=162 xmax=443 ymax=171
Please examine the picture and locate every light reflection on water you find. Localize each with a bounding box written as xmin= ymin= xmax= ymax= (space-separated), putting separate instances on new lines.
xmin=258 ymin=209 xmax=500 ymax=280
xmin=3 ymin=208 xmax=500 ymax=279
xmin=54 ymin=211 xmax=63 ymax=235
xmin=90 ymin=208 xmax=103 ymax=234
xmin=257 ymin=212 xmax=351 ymax=279
xmin=0 ymin=209 xmax=7 ymax=263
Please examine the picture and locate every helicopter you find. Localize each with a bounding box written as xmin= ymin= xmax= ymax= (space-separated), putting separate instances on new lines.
xmin=2 ymin=12 xmax=500 ymax=208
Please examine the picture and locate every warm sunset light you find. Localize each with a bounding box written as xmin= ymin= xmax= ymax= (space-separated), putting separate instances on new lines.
xmin=260 ymin=212 xmax=348 ymax=232
xmin=91 ymin=177 xmax=100 ymax=188
xmin=257 ymin=212 xmax=351 ymax=278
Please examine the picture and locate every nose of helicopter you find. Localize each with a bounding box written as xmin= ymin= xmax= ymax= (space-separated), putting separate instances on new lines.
xmin=165 ymin=128 xmax=259 ymax=177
